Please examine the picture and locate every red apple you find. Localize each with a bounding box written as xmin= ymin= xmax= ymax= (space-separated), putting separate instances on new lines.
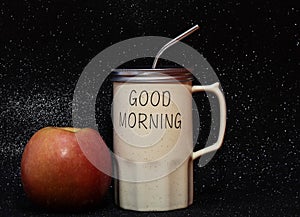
xmin=21 ymin=127 xmax=112 ymax=211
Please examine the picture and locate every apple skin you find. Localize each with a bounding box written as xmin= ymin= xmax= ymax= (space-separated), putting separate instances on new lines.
xmin=21 ymin=127 xmax=112 ymax=211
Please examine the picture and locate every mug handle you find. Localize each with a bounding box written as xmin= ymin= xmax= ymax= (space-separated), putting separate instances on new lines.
xmin=192 ymin=82 xmax=226 ymax=160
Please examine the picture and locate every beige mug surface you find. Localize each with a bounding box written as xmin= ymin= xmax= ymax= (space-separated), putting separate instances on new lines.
xmin=112 ymin=69 xmax=226 ymax=211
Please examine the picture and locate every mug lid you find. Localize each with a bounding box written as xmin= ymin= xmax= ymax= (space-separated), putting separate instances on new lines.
xmin=111 ymin=68 xmax=193 ymax=83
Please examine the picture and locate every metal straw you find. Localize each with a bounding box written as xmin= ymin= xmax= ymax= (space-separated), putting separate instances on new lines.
xmin=152 ymin=24 xmax=200 ymax=69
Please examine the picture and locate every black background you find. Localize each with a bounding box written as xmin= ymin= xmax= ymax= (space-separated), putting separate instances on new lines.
xmin=0 ymin=0 xmax=299 ymax=216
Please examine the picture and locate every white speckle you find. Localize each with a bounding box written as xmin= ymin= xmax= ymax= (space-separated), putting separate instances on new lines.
xmin=61 ymin=147 xmax=68 ymax=157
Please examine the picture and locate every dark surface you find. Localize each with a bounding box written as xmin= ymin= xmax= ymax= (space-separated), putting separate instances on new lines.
xmin=0 ymin=0 xmax=299 ymax=216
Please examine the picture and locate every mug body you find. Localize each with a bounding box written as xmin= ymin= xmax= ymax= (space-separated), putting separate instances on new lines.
xmin=112 ymin=68 xmax=194 ymax=211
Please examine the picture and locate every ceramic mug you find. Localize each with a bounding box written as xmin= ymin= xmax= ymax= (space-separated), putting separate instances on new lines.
xmin=111 ymin=68 xmax=226 ymax=211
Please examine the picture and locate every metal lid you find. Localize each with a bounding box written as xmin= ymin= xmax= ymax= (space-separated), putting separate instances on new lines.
xmin=111 ymin=68 xmax=193 ymax=83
